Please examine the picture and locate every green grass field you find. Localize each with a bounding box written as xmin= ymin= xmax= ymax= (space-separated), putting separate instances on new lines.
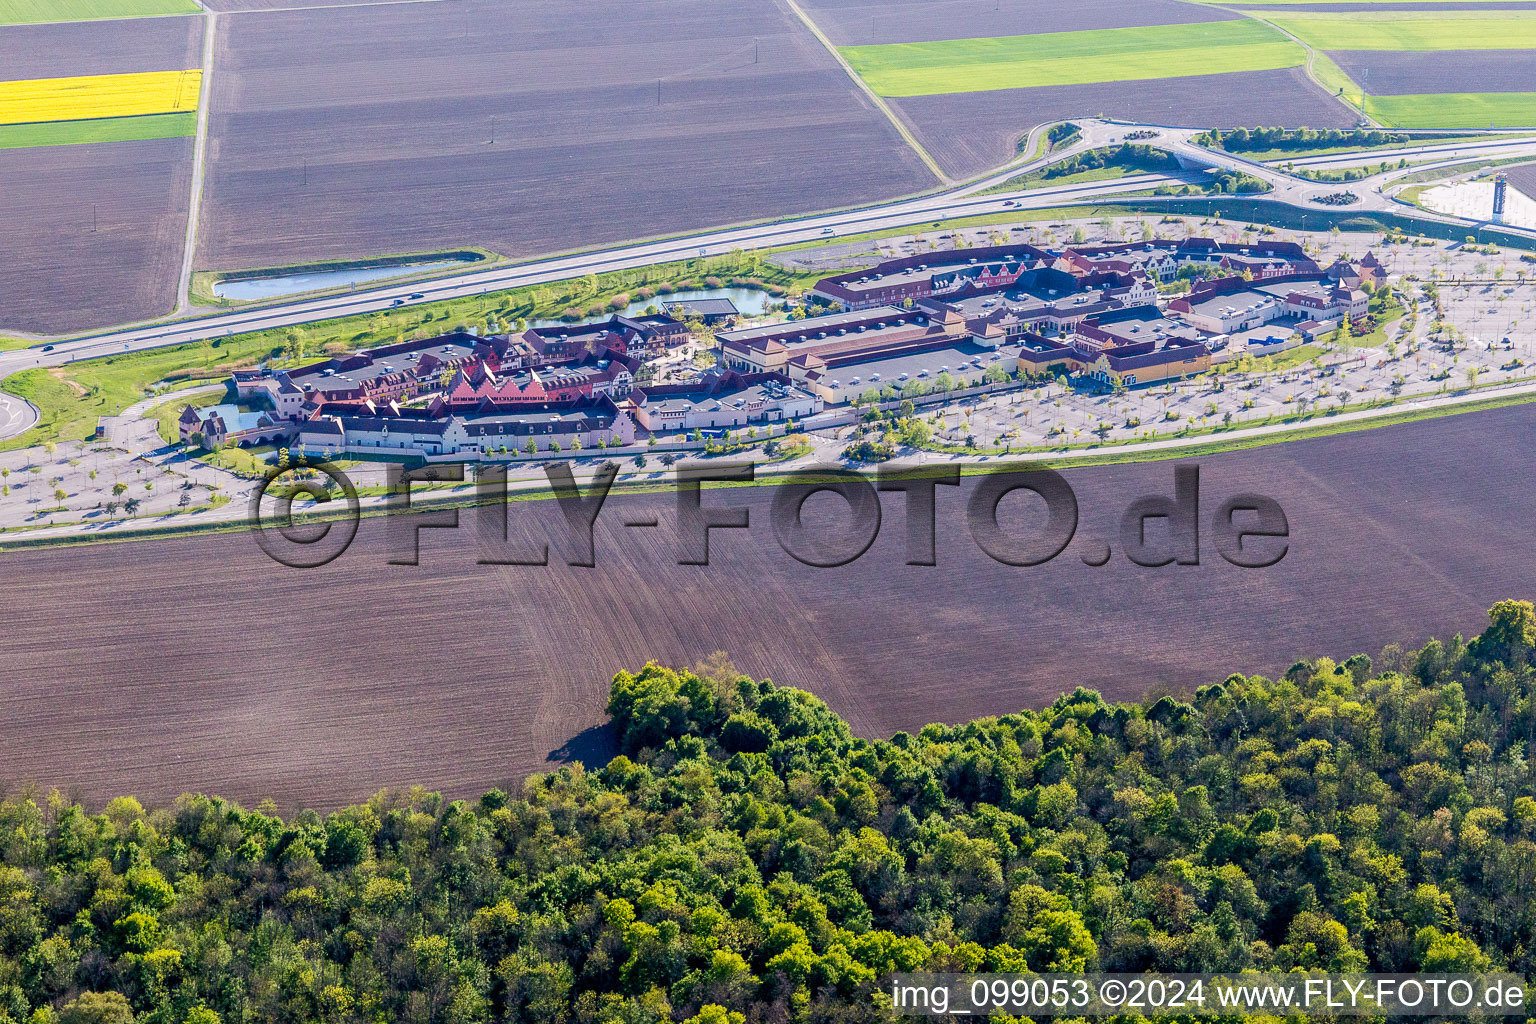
xmin=0 ymin=112 xmax=195 ymax=150
xmin=1366 ymin=93 xmax=1536 ymax=129
xmin=838 ymin=20 xmax=1305 ymax=97
xmin=1264 ymin=10 xmax=1536 ymax=49
xmin=0 ymin=0 xmax=197 ymax=23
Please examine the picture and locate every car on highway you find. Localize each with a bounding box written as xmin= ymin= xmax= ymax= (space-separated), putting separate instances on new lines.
xmin=408 ymin=293 xmax=425 ymax=300
xmin=41 ymin=345 xmax=53 ymax=352
xmin=821 ymin=227 xmax=834 ymax=235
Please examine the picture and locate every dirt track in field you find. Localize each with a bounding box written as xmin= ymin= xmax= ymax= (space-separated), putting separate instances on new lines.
xmin=2 ymin=405 xmax=1533 ymax=810
xmin=193 ymin=0 xmax=934 ymax=273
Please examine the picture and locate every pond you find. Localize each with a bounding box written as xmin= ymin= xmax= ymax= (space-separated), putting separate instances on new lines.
xmin=212 ymin=259 xmax=475 ymax=301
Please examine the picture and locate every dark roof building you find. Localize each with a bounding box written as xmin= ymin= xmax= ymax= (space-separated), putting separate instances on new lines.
xmin=663 ymin=297 xmax=741 ymax=323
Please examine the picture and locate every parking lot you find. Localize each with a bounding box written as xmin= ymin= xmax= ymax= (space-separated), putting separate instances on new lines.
xmin=814 ymin=217 xmax=1536 ymax=452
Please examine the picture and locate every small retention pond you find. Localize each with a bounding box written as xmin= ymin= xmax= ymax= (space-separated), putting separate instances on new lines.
xmin=212 ymin=259 xmax=475 ymax=300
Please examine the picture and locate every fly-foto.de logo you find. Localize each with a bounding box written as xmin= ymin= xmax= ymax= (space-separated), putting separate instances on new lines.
xmin=249 ymin=461 xmax=1289 ymax=571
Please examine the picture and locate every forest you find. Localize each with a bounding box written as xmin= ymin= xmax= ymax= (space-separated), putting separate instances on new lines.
xmin=2 ymin=603 xmax=1536 ymax=1024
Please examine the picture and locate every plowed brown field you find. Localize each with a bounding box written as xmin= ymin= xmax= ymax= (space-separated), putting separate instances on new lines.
xmin=2 ymin=404 xmax=1532 ymax=810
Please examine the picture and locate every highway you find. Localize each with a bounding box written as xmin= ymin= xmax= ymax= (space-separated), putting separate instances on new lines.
xmin=3 ymin=119 xmax=1536 ymax=441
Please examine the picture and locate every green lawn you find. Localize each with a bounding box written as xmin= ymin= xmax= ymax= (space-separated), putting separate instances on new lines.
xmin=838 ymin=20 xmax=1305 ymax=97
xmin=1255 ymin=343 xmax=1325 ymax=372
xmin=1264 ymin=10 xmax=1536 ymax=49
xmin=1015 ymin=163 xmax=1140 ymax=188
xmin=984 ymin=146 xmax=1181 ymax=192
xmin=0 ymin=0 xmax=197 ymax=23
xmin=0 ymin=112 xmax=195 ymax=150
xmin=1367 ymin=93 xmax=1536 ymax=129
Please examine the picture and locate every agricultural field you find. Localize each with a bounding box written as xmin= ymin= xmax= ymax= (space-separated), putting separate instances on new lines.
xmin=799 ymin=1 xmax=1355 ymax=179
xmin=193 ymin=0 xmax=934 ymax=275
xmin=0 ymin=13 xmax=200 ymax=78
xmin=1261 ymin=8 xmax=1536 ymax=48
xmin=793 ymin=0 xmax=1241 ymax=46
xmin=0 ymin=19 xmax=202 ymax=145
xmin=1506 ymin=159 xmax=1536 ymax=197
xmin=0 ymin=136 xmax=193 ymax=333
xmin=838 ymin=20 xmax=1306 ymax=96
xmin=0 ymin=14 xmax=202 ymax=332
xmin=200 ymin=0 xmax=385 ymax=8
xmin=0 ymin=68 xmax=200 ymax=123
xmin=892 ymin=69 xmax=1356 ymax=178
xmin=1332 ymin=49 xmax=1536 ymax=94
xmin=4 ymin=403 xmax=1536 ymax=806
xmin=1235 ymin=9 xmax=1536 ymax=127
xmin=0 ymin=0 xmax=196 ymax=24
xmin=0 ymin=110 xmax=195 ymax=149
xmin=1365 ymin=92 xmax=1536 ymax=128
xmin=1324 ymin=46 xmax=1536 ymax=127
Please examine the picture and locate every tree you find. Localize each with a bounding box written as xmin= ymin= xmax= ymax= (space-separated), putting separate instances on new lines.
xmin=1468 ymin=599 xmax=1536 ymax=663
xmin=1003 ymin=886 xmax=1097 ymax=971
xmin=58 ymin=991 xmax=135 ymax=1024
xmin=112 ymin=482 xmax=128 ymax=497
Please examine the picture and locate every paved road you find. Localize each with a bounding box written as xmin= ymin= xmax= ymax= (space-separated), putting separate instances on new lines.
xmin=0 ymin=393 xmax=37 ymax=439
xmin=1280 ymin=135 xmax=1536 ymax=173
xmin=1157 ymin=126 xmax=1536 ymax=231
xmin=4 ymin=119 xmax=1536 ymax=441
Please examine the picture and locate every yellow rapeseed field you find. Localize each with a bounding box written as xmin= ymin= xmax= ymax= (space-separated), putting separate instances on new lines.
xmin=0 ymin=69 xmax=202 ymax=125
